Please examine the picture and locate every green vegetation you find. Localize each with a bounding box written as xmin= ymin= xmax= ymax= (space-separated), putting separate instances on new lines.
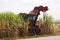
xmin=0 ymin=12 xmax=60 ymax=40
xmin=0 ymin=12 xmax=23 ymax=39
xmin=44 ymin=13 xmax=53 ymax=33
xmin=0 ymin=12 xmax=29 ymax=39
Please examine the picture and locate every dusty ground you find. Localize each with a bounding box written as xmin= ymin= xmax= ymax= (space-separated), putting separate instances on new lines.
xmin=17 ymin=36 xmax=60 ymax=40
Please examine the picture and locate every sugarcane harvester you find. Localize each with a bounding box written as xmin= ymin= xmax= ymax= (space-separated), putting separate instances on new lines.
xmin=23 ymin=6 xmax=48 ymax=35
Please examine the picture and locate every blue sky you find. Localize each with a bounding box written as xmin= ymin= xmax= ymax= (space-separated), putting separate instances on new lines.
xmin=0 ymin=0 xmax=60 ymax=20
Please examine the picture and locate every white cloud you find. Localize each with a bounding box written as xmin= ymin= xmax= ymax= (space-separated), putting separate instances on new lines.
xmin=21 ymin=0 xmax=50 ymax=3
xmin=1 ymin=0 xmax=9 ymax=2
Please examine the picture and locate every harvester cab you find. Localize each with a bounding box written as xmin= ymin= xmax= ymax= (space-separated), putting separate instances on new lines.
xmin=20 ymin=6 xmax=48 ymax=35
xmin=28 ymin=6 xmax=48 ymax=35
